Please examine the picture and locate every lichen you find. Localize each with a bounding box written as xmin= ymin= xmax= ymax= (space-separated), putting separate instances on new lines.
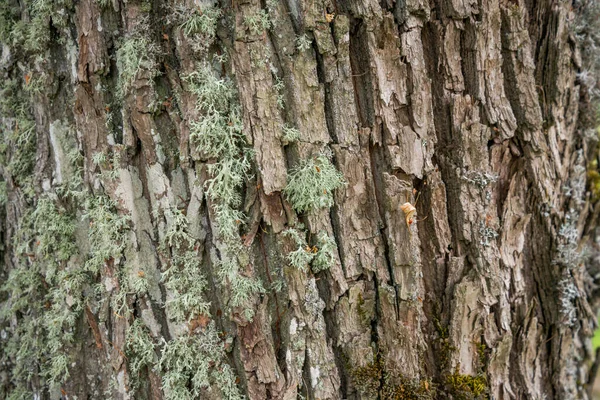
xmin=281 ymin=124 xmax=301 ymax=145
xmin=125 ymin=319 xmax=157 ymax=384
xmin=296 ymin=34 xmax=312 ymax=52
xmin=284 ymin=155 xmax=346 ymax=213
xmin=283 ymin=226 xmax=338 ymax=272
xmin=115 ymin=31 xmax=160 ymax=99
xmin=243 ymin=9 xmax=271 ymax=36
xmin=158 ymin=323 xmax=243 ymax=400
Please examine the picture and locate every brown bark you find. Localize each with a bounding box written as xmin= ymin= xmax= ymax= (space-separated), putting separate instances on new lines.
xmin=1 ymin=0 xmax=599 ymax=399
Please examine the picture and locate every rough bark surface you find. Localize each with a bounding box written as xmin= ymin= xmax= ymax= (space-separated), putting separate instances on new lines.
xmin=1 ymin=0 xmax=599 ymax=399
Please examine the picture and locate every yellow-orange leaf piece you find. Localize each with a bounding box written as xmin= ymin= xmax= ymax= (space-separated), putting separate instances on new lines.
xmin=400 ymin=202 xmax=416 ymax=226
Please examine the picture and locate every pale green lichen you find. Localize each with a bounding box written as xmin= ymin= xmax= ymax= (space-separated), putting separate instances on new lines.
xmin=284 ymin=155 xmax=346 ymax=213
xmin=312 ymin=231 xmax=337 ymax=272
xmin=1 ymin=194 xmax=83 ymax=392
xmin=281 ymin=124 xmax=300 ymax=145
xmin=185 ymin=62 xmax=262 ymax=316
xmin=125 ymin=319 xmax=157 ymax=380
xmin=283 ymin=227 xmax=338 ymax=272
xmin=115 ymin=33 xmax=160 ymax=99
xmin=179 ymin=6 xmax=221 ymax=38
xmin=296 ymin=34 xmax=312 ymax=51
xmin=83 ymin=195 xmax=131 ymax=274
xmin=159 ymin=207 xmax=211 ymax=323
xmin=243 ymin=9 xmax=271 ymax=36
xmin=158 ymin=324 xmax=244 ymax=400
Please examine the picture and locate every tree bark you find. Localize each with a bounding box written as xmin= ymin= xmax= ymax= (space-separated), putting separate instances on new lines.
xmin=1 ymin=0 xmax=599 ymax=399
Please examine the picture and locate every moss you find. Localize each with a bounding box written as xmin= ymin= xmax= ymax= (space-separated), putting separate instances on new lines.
xmin=444 ymin=367 xmax=488 ymax=400
xmin=284 ymin=155 xmax=346 ymax=213
xmin=351 ymin=357 xmax=436 ymax=400
xmin=476 ymin=342 xmax=488 ymax=371
xmin=587 ymin=127 xmax=600 ymax=202
xmin=351 ymin=359 xmax=382 ymax=398
xmin=431 ymin=316 xmax=455 ymax=374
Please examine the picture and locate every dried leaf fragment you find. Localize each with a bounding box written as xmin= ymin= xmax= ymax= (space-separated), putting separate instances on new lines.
xmin=400 ymin=202 xmax=416 ymax=226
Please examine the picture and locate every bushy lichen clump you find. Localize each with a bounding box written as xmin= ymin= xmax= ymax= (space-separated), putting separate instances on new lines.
xmin=84 ymin=195 xmax=131 ymax=275
xmin=158 ymin=323 xmax=244 ymax=400
xmin=284 ymin=227 xmax=338 ymax=272
xmin=243 ymin=9 xmax=271 ymax=36
xmin=116 ymin=4 xmax=249 ymax=398
xmin=179 ymin=6 xmax=222 ymax=37
xmin=284 ymin=155 xmax=346 ymax=213
xmin=0 ymin=79 xmax=37 ymax=200
xmin=185 ymin=60 xmax=262 ymax=316
xmin=1 ymin=195 xmax=82 ymax=392
xmin=125 ymin=319 xmax=157 ymax=386
xmin=281 ymin=125 xmax=301 ymax=145
xmin=159 ymin=207 xmax=211 ymax=323
xmin=116 ymin=32 xmax=160 ymax=99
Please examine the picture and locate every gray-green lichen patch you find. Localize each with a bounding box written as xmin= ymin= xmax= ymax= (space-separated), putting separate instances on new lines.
xmin=284 ymin=155 xmax=346 ymax=213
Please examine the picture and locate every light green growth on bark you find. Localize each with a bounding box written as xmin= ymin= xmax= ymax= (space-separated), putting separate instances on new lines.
xmin=185 ymin=65 xmax=237 ymax=114
xmin=93 ymin=0 xmax=111 ymax=9
xmin=0 ymin=79 xmax=37 ymax=199
xmin=243 ymin=9 xmax=271 ymax=35
xmin=478 ymin=222 xmax=498 ymax=248
xmin=159 ymin=207 xmax=210 ymax=323
xmin=284 ymin=155 xmax=346 ymax=213
xmin=83 ymin=196 xmax=130 ymax=274
xmin=312 ymin=231 xmax=337 ymax=272
xmin=0 ymin=181 xmax=6 ymax=206
xmin=284 ymin=227 xmax=313 ymax=270
xmin=281 ymin=125 xmax=300 ymax=145
xmin=116 ymin=34 xmax=160 ymax=99
xmin=179 ymin=6 xmax=221 ymax=38
xmin=283 ymin=227 xmax=338 ymax=272
xmin=162 ymin=207 xmax=195 ymax=250
xmin=158 ymin=324 xmax=244 ymax=400
xmin=270 ymin=70 xmax=285 ymax=109
xmin=0 ymin=195 xmax=83 ymax=393
xmin=163 ymin=250 xmax=211 ymax=323
xmin=461 ymin=171 xmax=498 ymax=189
xmin=186 ymin=67 xmax=253 ymax=211
xmin=185 ymin=61 xmax=261 ymax=317
xmin=5 ymin=0 xmax=72 ymax=53
xmin=296 ymin=34 xmax=312 ymax=51
xmin=30 ymin=197 xmax=77 ymax=263
xmin=125 ymin=319 xmax=157 ymax=381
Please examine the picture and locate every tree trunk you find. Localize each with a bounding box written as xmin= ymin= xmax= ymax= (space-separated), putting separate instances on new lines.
xmin=1 ymin=0 xmax=599 ymax=399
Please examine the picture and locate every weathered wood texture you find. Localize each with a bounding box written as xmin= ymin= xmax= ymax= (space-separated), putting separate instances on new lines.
xmin=1 ymin=0 xmax=599 ymax=399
